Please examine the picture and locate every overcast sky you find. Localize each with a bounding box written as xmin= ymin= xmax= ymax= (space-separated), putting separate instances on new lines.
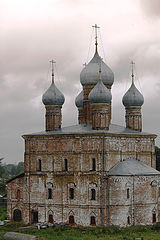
xmin=0 ymin=0 xmax=160 ymax=164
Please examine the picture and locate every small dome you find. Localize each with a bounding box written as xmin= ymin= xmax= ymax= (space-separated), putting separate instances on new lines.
xmin=88 ymin=79 xmax=112 ymax=104
xmin=122 ymin=82 xmax=144 ymax=107
xmin=75 ymin=90 xmax=83 ymax=108
xmin=42 ymin=82 xmax=65 ymax=106
xmin=80 ymin=51 xmax=114 ymax=87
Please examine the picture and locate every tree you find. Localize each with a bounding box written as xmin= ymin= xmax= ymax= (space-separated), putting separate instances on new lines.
xmin=0 ymin=158 xmax=4 ymax=178
xmin=155 ymin=146 xmax=160 ymax=171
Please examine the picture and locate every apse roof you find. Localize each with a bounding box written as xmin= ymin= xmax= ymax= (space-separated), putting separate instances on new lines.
xmin=22 ymin=124 xmax=156 ymax=137
xmin=108 ymin=159 xmax=160 ymax=176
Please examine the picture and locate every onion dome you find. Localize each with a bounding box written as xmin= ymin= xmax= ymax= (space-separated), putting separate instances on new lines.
xmin=42 ymin=61 xmax=65 ymax=106
xmin=42 ymin=82 xmax=65 ymax=106
xmin=88 ymin=66 xmax=112 ymax=104
xmin=75 ymin=90 xmax=83 ymax=108
xmin=122 ymin=82 xmax=144 ymax=107
xmin=80 ymin=51 xmax=114 ymax=87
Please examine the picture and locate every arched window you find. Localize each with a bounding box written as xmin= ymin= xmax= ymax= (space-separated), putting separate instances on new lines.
xmin=91 ymin=158 xmax=96 ymax=171
xmin=91 ymin=189 xmax=96 ymax=200
xmin=90 ymin=216 xmax=96 ymax=225
xmin=48 ymin=188 xmax=52 ymax=199
xmin=13 ymin=209 xmax=22 ymax=222
xmin=64 ymin=159 xmax=68 ymax=171
xmin=17 ymin=190 xmax=21 ymax=199
xmin=38 ymin=159 xmax=42 ymax=171
xmin=127 ymin=188 xmax=129 ymax=199
xmin=69 ymin=215 xmax=74 ymax=224
xmin=69 ymin=188 xmax=74 ymax=199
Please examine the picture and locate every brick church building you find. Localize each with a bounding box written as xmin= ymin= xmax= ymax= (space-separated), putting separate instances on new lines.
xmin=7 ymin=26 xmax=160 ymax=227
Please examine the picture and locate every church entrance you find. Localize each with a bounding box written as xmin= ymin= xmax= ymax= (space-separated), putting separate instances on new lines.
xmin=32 ymin=210 xmax=38 ymax=224
xmin=13 ymin=209 xmax=22 ymax=222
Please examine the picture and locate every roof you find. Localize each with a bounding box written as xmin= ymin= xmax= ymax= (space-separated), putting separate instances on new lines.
xmin=7 ymin=173 xmax=25 ymax=184
xmin=22 ymin=123 xmax=156 ymax=138
xmin=108 ymin=159 xmax=160 ymax=176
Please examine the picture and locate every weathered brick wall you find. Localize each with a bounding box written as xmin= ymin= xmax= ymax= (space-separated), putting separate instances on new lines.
xmin=125 ymin=107 xmax=142 ymax=132
xmin=91 ymin=103 xmax=110 ymax=130
xmin=45 ymin=106 xmax=62 ymax=131
xmin=107 ymin=175 xmax=160 ymax=227
xmin=8 ymin=132 xmax=156 ymax=226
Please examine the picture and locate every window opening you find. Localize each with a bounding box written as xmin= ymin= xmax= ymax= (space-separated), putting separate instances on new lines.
xmin=92 ymin=158 xmax=96 ymax=171
xmin=69 ymin=188 xmax=74 ymax=199
xmin=13 ymin=209 xmax=22 ymax=222
xmin=91 ymin=189 xmax=96 ymax=200
xmin=90 ymin=216 xmax=96 ymax=225
xmin=127 ymin=216 xmax=130 ymax=225
xmin=38 ymin=159 xmax=42 ymax=171
xmin=32 ymin=210 xmax=38 ymax=224
xmin=49 ymin=214 xmax=53 ymax=223
xmin=69 ymin=215 xmax=74 ymax=224
xmin=127 ymin=188 xmax=129 ymax=199
xmin=64 ymin=159 xmax=68 ymax=171
xmin=153 ymin=213 xmax=156 ymax=223
xmin=48 ymin=188 xmax=52 ymax=199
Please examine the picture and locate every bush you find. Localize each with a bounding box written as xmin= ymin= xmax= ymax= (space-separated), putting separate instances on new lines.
xmin=0 ymin=207 xmax=7 ymax=221
xmin=152 ymin=222 xmax=160 ymax=230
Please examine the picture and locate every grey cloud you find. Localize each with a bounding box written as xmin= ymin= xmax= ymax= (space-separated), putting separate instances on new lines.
xmin=139 ymin=0 xmax=160 ymax=18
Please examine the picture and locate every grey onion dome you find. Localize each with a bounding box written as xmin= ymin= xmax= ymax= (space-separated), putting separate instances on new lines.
xmin=122 ymin=82 xmax=144 ymax=107
xmin=42 ymin=82 xmax=65 ymax=106
xmin=75 ymin=90 xmax=83 ymax=108
xmin=88 ymin=79 xmax=112 ymax=104
xmin=80 ymin=51 xmax=114 ymax=86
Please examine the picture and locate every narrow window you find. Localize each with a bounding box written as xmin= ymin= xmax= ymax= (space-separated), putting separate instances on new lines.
xmin=127 ymin=188 xmax=129 ymax=199
xmin=17 ymin=190 xmax=20 ymax=199
xmin=64 ymin=159 xmax=68 ymax=171
xmin=90 ymin=216 xmax=96 ymax=225
xmin=48 ymin=188 xmax=52 ymax=199
xmin=91 ymin=189 xmax=96 ymax=200
xmin=38 ymin=159 xmax=42 ymax=171
xmin=92 ymin=158 xmax=96 ymax=171
xmin=69 ymin=188 xmax=74 ymax=199
xmin=69 ymin=215 xmax=74 ymax=224
xmin=153 ymin=213 xmax=156 ymax=223
xmin=127 ymin=216 xmax=130 ymax=225
xmin=159 ymin=187 xmax=160 ymax=198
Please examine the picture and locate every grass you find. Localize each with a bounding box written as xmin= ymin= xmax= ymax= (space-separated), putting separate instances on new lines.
xmin=1 ymin=223 xmax=160 ymax=240
xmin=1 ymin=208 xmax=160 ymax=240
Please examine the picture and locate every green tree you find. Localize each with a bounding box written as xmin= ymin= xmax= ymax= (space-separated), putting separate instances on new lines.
xmin=155 ymin=146 xmax=160 ymax=171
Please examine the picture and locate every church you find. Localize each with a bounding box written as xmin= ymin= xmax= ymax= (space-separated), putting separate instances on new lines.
xmin=7 ymin=26 xmax=160 ymax=227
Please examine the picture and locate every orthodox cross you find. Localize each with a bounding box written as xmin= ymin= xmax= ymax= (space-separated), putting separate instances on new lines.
xmin=50 ymin=60 xmax=56 ymax=83
xmin=92 ymin=24 xmax=100 ymax=52
xmin=130 ymin=61 xmax=135 ymax=84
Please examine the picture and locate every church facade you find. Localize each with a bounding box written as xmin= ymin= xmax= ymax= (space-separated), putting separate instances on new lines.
xmin=7 ymin=29 xmax=160 ymax=227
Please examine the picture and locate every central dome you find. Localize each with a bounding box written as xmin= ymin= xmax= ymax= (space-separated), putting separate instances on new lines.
xmin=80 ymin=51 xmax=114 ymax=87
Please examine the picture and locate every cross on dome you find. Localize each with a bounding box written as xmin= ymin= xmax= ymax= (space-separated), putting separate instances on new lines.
xmin=92 ymin=24 xmax=100 ymax=52
xmin=130 ymin=61 xmax=135 ymax=84
xmin=50 ymin=59 xmax=56 ymax=83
